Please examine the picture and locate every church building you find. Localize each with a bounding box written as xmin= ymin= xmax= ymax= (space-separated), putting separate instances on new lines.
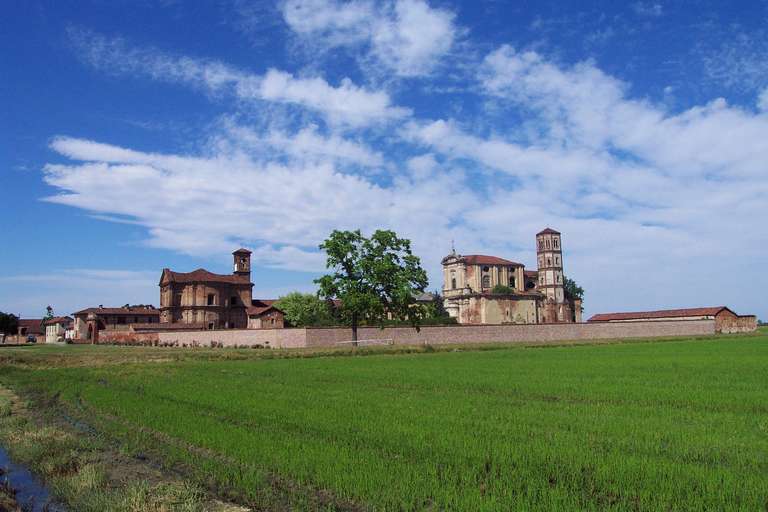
xmin=442 ymin=228 xmax=581 ymax=324
xmin=159 ymin=249 xmax=284 ymax=330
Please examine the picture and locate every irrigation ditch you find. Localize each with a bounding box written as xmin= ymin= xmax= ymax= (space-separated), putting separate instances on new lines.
xmin=0 ymin=444 xmax=64 ymax=511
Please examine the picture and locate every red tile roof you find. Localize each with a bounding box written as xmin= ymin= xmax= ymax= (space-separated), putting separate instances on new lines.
xmin=162 ymin=268 xmax=252 ymax=285
xmin=537 ymin=227 xmax=561 ymax=235
xmin=43 ymin=316 xmax=73 ymax=326
xmin=247 ymin=305 xmax=283 ymax=317
xmin=17 ymin=319 xmax=44 ymax=335
xmin=524 ymin=270 xmax=538 ymax=277
xmin=461 ymin=255 xmax=523 ymax=266
xmin=588 ymin=307 xmax=732 ymax=322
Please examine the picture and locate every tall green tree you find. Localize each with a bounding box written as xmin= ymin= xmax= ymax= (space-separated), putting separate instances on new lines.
xmin=0 ymin=312 xmax=19 ymax=336
xmin=274 ymin=292 xmax=336 ymax=327
xmin=315 ymin=229 xmax=428 ymax=342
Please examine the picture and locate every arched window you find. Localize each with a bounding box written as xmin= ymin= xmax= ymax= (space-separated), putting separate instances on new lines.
xmin=450 ymin=270 xmax=456 ymax=289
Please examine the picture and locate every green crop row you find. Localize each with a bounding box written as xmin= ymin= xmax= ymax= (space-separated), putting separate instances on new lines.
xmin=1 ymin=335 xmax=767 ymax=510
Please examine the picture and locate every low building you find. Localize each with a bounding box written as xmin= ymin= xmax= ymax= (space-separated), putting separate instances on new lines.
xmin=587 ymin=306 xmax=757 ymax=333
xmin=16 ymin=319 xmax=44 ymax=342
xmin=44 ymin=316 xmax=73 ymax=343
xmin=73 ymin=305 xmax=160 ymax=342
xmin=247 ymin=299 xmax=285 ymax=329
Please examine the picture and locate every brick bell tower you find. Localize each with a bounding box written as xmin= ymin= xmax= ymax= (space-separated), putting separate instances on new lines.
xmin=536 ymin=228 xmax=570 ymax=322
xmin=233 ymin=248 xmax=252 ymax=280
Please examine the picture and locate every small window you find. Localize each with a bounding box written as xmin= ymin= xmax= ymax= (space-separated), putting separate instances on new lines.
xmin=231 ymin=296 xmax=238 ymax=306
xmin=555 ymin=256 xmax=560 ymax=265
xmin=546 ymin=239 xmax=551 ymax=249
xmin=482 ymin=266 xmax=489 ymax=272
xmin=553 ymin=238 xmax=559 ymax=249
xmin=207 ymin=294 xmax=215 ymax=306
xmin=509 ymin=276 xmax=516 ymax=288
xmin=547 ymin=257 xmax=552 ymax=266
xmin=482 ymin=275 xmax=490 ymax=288
xmin=207 ymin=322 xmax=214 ymax=330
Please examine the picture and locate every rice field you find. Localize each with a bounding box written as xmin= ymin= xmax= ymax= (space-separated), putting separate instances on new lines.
xmin=1 ymin=335 xmax=767 ymax=510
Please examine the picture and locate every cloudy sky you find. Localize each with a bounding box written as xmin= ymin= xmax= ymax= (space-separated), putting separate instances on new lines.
xmin=2 ymin=0 xmax=767 ymax=320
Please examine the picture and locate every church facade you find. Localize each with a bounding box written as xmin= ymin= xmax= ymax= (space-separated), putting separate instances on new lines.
xmin=442 ymin=228 xmax=581 ymax=324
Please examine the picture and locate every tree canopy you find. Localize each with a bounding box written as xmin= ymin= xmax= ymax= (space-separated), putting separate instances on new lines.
xmin=275 ymin=292 xmax=336 ymax=327
xmin=564 ymin=277 xmax=585 ymax=311
xmin=0 ymin=312 xmax=19 ymax=335
xmin=315 ymin=229 xmax=428 ymax=342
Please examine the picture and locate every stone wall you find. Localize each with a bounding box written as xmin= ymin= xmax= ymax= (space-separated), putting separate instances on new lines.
xmin=86 ymin=319 xmax=719 ymax=349
xmin=156 ymin=328 xmax=306 ymax=349
xmin=304 ymin=320 xmax=716 ymax=347
xmin=717 ymin=314 xmax=757 ymax=334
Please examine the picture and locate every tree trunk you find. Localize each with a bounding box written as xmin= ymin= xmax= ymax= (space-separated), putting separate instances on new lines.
xmin=351 ymin=312 xmax=358 ymax=346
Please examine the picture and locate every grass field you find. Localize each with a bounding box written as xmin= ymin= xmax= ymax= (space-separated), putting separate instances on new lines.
xmin=1 ymin=334 xmax=767 ymax=510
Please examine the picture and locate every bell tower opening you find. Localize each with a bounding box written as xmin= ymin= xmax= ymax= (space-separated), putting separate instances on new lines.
xmin=233 ymin=248 xmax=252 ymax=278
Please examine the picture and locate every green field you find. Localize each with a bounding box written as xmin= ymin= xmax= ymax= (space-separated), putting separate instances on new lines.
xmin=1 ymin=335 xmax=767 ymax=510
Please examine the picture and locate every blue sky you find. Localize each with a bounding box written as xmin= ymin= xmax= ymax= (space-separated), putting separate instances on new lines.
xmin=2 ymin=0 xmax=767 ymax=320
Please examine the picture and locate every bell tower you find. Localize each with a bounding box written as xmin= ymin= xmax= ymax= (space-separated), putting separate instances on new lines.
xmin=233 ymin=248 xmax=252 ymax=279
xmin=536 ymin=228 xmax=568 ymax=322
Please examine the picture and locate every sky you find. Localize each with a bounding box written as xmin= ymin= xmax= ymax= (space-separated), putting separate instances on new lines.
xmin=1 ymin=0 xmax=767 ymax=320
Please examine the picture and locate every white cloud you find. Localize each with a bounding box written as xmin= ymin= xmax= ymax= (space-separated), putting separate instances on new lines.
xmin=632 ymin=2 xmax=663 ymax=17
xmin=42 ymin=135 xmax=479 ymax=285
xmin=221 ymin=122 xmax=385 ymax=168
xmin=258 ymin=69 xmax=410 ymax=125
xmin=479 ymin=46 xmax=768 ymax=178
xmin=68 ymin=28 xmax=408 ymax=126
xmin=758 ymin=88 xmax=768 ymax=112
xmin=281 ymin=0 xmax=456 ymax=76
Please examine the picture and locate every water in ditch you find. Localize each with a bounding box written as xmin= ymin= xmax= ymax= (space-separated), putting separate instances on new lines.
xmin=0 ymin=445 xmax=65 ymax=511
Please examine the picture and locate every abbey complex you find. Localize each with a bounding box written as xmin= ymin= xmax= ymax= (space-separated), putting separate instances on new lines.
xmin=12 ymin=226 xmax=756 ymax=346
xmin=442 ymin=228 xmax=581 ymax=325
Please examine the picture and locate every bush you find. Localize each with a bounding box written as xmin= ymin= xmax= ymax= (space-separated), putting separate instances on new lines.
xmin=491 ymin=284 xmax=514 ymax=295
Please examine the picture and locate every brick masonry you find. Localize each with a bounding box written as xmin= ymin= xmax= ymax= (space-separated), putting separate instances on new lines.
xmin=99 ymin=319 xmax=718 ymax=349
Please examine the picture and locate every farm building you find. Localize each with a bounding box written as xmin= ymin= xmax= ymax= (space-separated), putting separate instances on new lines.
xmin=587 ymin=307 xmax=757 ymax=333
xmin=44 ymin=316 xmax=73 ymax=343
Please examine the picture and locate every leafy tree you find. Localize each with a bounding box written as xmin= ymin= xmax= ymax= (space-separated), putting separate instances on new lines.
xmin=491 ymin=284 xmax=514 ymax=295
xmin=564 ymin=277 xmax=585 ymax=311
xmin=315 ymin=229 xmax=428 ymax=342
xmin=428 ymin=290 xmax=450 ymax=319
xmin=0 ymin=312 xmax=19 ymax=335
xmin=275 ymin=292 xmax=336 ymax=327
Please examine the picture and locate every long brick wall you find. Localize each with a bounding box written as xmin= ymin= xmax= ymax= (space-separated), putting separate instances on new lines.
xmin=303 ymin=320 xmax=716 ymax=347
xmin=111 ymin=319 xmax=717 ymax=349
